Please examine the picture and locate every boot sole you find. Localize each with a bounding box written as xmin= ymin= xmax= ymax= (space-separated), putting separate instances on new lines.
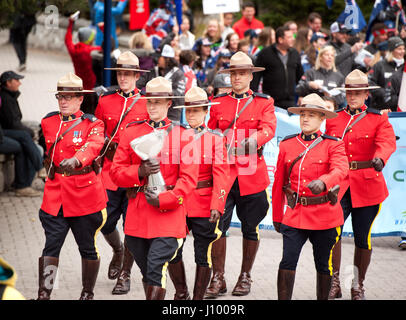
xmin=204 ymin=288 xmax=227 ymax=299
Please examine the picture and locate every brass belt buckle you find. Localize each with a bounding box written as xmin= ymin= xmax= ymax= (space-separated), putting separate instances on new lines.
xmin=64 ymin=171 xmax=71 ymax=177
xmin=349 ymin=161 xmax=358 ymax=170
xmin=300 ymin=197 xmax=308 ymax=206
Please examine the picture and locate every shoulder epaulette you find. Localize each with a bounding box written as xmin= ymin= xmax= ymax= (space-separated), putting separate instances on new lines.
xmin=179 ymin=123 xmax=190 ymax=129
xmin=207 ymin=128 xmax=224 ymax=137
xmin=321 ymin=133 xmax=339 ymax=141
xmin=213 ymin=93 xmax=228 ymax=99
xmin=281 ymin=133 xmax=298 ymax=142
xmin=43 ymin=111 xmax=59 ymax=119
xmin=336 ymin=107 xmax=345 ymax=113
xmin=366 ymin=108 xmax=382 ymax=115
xmin=253 ymin=92 xmax=270 ymax=99
xmin=81 ymin=113 xmax=98 ymax=122
xmin=126 ymin=120 xmax=146 ymax=128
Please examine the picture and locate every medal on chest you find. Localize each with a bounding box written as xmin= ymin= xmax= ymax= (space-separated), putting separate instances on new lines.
xmin=72 ymin=130 xmax=82 ymax=144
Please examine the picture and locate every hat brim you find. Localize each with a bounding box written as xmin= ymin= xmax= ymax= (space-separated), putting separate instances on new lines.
xmin=218 ymin=66 xmax=265 ymax=73
xmin=139 ymin=95 xmax=185 ymax=99
xmin=338 ymin=85 xmax=381 ymax=91
xmin=287 ymin=106 xmax=338 ymax=119
xmin=104 ymin=67 xmax=151 ymax=72
xmin=49 ymin=89 xmax=95 ymax=93
xmin=173 ymin=101 xmax=220 ymax=109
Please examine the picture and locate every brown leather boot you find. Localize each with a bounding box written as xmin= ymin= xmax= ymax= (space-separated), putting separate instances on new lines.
xmin=79 ymin=258 xmax=100 ymax=300
xmin=205 ymin=237 xmax=227 ymax=299
xmin=146 ymin=285 xmax=166 ymax=300
xmin=277 ymin=269 xmax=296 ymax=300
xmin=351 ymin=246 xmax=372 ymax=300
xmin=232 ymin=238 xmax=259 ymax=296
xmin=142 ymin=280 xmax=148 ymax=298
xmin=112 ymin=243 xmax=134 ymax=295
xmin=328 ymin=239 xmax=342 ymax=300
xmin=37 ymin=256 xmax=59 ymax=300
xmin=168 ymin=260 xmax=190 ymax=300
xmin=103 ymin=229 xmax=124 ymax=280
xmin=192 ymin=266 xmax=212 ymax=300
xmin=317 ymin=273 xmax=332 ymax=300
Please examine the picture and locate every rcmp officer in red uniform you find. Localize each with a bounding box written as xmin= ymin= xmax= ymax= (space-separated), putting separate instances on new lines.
xmin=272 ymin=93 xmax=348 ymax=300
xmin=110 ymin=77 xmax=199 ymax=300
xmin=325 ymin=69 xmax=396 ymax=300
xmin=166 ymin=87 xmax=230 ymax=300
xmin=38 ymin=73 xmax=107 ymax=300
xmin=206 ymin=52 xmax=277 ymax=298
xmin=95 ymin=51 xmax=150 ymax=294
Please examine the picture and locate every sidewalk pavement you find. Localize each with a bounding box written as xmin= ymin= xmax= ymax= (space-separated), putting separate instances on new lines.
xmin=1 ymin=29 xmax=406 ymax=301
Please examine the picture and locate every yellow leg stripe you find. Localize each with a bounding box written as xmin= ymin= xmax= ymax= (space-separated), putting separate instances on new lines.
xmin=161 ymin=238 xmax=184 ymax=289
xmin=94 ymin=208 xmax=107 ymax=260
xmin=328 ymin=226 xmax=342 ymax=276
xmin=207 ymin=219 xmax=222 ymax=268
xmin=367 ymin=203 xmax=382 ymax=250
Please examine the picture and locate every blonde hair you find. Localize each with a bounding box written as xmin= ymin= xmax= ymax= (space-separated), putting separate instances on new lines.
xmin=204 ymin=19 xmax=222 ymax=43
xmin=128 ymin=32 xmax=152 ymax=51
xmin=315 ymin=45 xmax=337 ymax=72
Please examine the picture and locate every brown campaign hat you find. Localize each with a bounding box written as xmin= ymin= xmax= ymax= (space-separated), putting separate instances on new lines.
xmin=139 ymin=76 xmax=184 ymax=99
xmin=173 ymin=87 xmax=220 ymax=109
xmin=105 ymin=51 xmax=150 ymax=72
xmin=287 ymin=93 xmax=337 ymax=119
xmin=51 ymin=72 xmax=94 ymax=93
xmin=339 ymin=69 xmax=380 ymax=91
xmin=218 ymin=51 xmax=265 ymax=74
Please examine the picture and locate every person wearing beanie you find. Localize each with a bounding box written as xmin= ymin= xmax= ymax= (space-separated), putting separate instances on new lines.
xmin=368 ymin=36 xmax=405 ymax=110
xmin=65 ymin=11 xmax=101 ymax=90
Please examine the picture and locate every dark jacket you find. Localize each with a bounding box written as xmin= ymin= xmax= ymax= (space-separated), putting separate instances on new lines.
xmin=0 ymin=87 xmax=34 ymax=137
xmin=328 ymin=40 xmax=354 ymax=77
xmin=389 ymin=68 xmax=402 ymax=111
xmin=251 ymin=44 xmax=303 ymax=109
xmin=368 ymin=59 xmax=404 ymax=110
xmin=295 ymin=67 xmax=346 ymax=107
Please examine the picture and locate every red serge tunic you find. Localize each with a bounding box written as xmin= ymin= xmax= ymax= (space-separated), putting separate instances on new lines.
xmin=95 ymin=89 xmax=149 ymax=191
xmin=110 ymin=119 xmax=199 ymax=239
xmin=325 ymin=106 xmax=396 ymax=208
xmin=207 ymin=91 xmax=277 ymax=196
xmin=40 ymin=110 xmax=107 ymax=217
xmin=185 ymin=125 xmax=231 ymax=218
xmin=272 ymin=132 xmax=348 ymax=230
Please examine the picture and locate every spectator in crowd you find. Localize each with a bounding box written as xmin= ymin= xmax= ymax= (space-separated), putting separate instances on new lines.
xmin=194 ymin=38 xmax=217 ymax=87
xmin=179 ymin=49 xmax=197 ymax=93
xmin=65 ymin=12 xmax=101 ymax=90
xmin=329 ymin=22 xmax=363 ymax=77
xmin=232 ymin=2 xmax=264 ymax=39
xmin=237 ymin=39 xmax=251 ymax=56
xmin=196 ymin=19 xmax=223 ymax=56
xmin=307 ymin=12 xmax=323 ymax=33
xmin=182 ymin=0 xmax=194 ymax=32
xmin=179 ymin=15 xmax=195 ymax=50
xmin=128 ymin=31 xmax=155 ymax=74
xmin=244 ymin=29 xmax=259 ymax=56
xmin=389 ymin=67 xmax=403 ymax=111
xmin=365 ymin=23 xmax=389 ymax=55
xmin=284 ymin=21 xmax=298 ymax=38
xmin=303 ymin=32 xmax=329 ymax=72
xmin=204 ymin=49 xmax=232 ymax=95
xmin=9 ymin=10 xmax=36 ymax=72
xmin=296 ymin=45 xmax=345 ymax=108
xmin=252 ymin=27 xmax=275 ymax=60
xmin=137 ymin=45 xmax=186 ymax=121
xmin=252 ymin=26 xmax=303 ymax=109
xmin=224 ymin=32 xmax=240 ymax=55
xmin=368 ymin=36 xmax=405 ymax=110
xmin=212 ymin=73 xmax=232 ymax=97
xmin=294 ymin=27 xmax=313 ymax=71
xmin=91 ymin=36 xmax=119 ymax=87
xmin=323 ymin=96 xmax=338 ymax=111
xmin=94 ymin=0 xmax=128 ymax=49
xmin=221 ymin=12 xmax=235 ymax=41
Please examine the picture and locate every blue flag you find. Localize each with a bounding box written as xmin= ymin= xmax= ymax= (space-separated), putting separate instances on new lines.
xmin=337 ymin=0 xmax=367 ymax=33
xmin=366 ymin=0 xmax=389 ymax=41
xmin=326 ymin=0 xmax=334 ymax=9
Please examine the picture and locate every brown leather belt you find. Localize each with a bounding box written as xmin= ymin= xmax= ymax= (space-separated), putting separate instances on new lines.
xmin=137 ymin=185 xmax=175 ymax=192
xmin=349 ymin=160 xmax=373 ymax=170
xmin=54 ymin=165 xmax=94 ymax=176
xmin=227 ymin=145 xmax=264 ymax=157
xmin=298 ymin=194 xmax=329 ymax=206
xmin=105 ymin=141 xmax=118 ymax=161
xmin=196 ymin=179 xmax=213 ymax=189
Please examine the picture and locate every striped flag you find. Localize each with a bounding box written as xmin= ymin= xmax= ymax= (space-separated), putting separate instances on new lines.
xmin=397 ymin=64 xmax=406 ymax=111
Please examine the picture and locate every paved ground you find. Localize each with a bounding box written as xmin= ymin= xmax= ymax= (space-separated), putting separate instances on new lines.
xmin=1 ymin=30 xmax=406 ymax=301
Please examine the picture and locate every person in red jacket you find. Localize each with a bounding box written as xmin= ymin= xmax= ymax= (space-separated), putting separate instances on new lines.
xmin=110 ymin=77 xmax=199 ymax=300
xmin=272 ymin=93 xmax=348 ymax=300
xmin=95 ymin=51 xmax=150 ymax=295
xmin=232 ymin=2 xmax=264 ymax=39
xmin=205 ymin=51 xmax=276 ymax=298
xmin=325 ymin=69 xmax=397 ymax=300
xmin=65 ymin=12 xmax=101 ymax=90
xmin=165 ymin=87 xmax=231 ymax=300
xmin=37 ymin=73 xmax=107 ymax=300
